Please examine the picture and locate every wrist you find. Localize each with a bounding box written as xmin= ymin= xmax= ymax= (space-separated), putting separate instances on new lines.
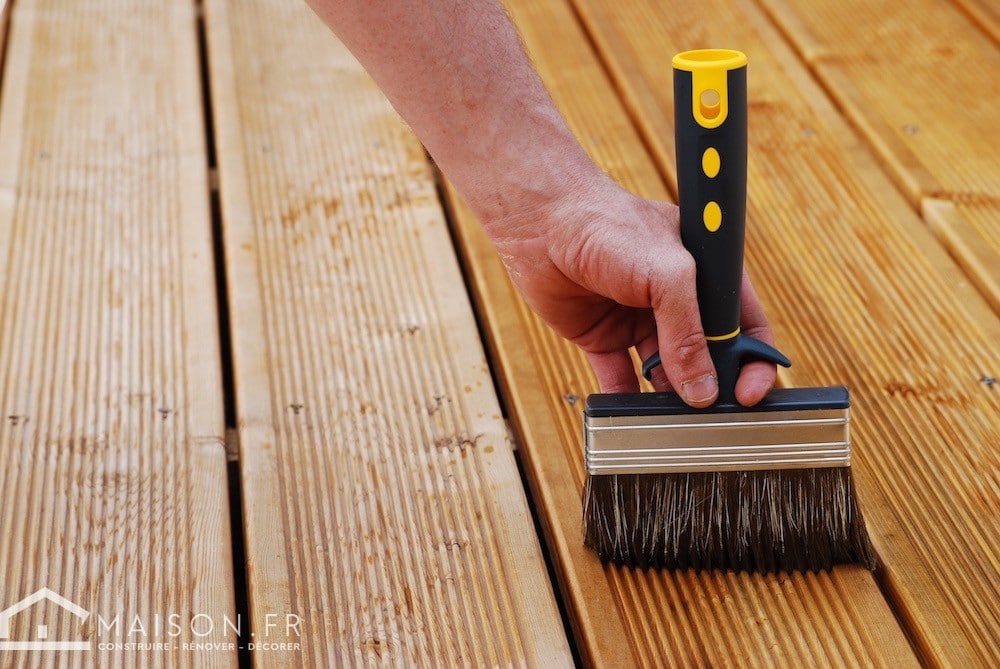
xmin=463 ymin=129 xmax=605 ymax=244
xmin=476 ymin=158 xmax=604 ymax=260
xmin=433 ymin=88 xmax=600 ymax=234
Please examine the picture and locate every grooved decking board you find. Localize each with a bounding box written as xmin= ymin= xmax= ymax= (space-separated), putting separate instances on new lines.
xmin=202 ymin=0 xmax=571 ymax=666
xmin=924 ymin=199 xmax=1000 ymax=314
xmin=568 ymin=0 xmax=1000 ymax=664
xmin=756 ymin=0 xmax=1000 ymax=311
xmin=953 ymin=0 xmax=1000 ymax=45
xmin=0 ymin=2 xmax=10 ymax=75
xmin=0 ymin=1 xmax=234 ymax=666
xmin=444 ymin=0 xmax=917 ymax=665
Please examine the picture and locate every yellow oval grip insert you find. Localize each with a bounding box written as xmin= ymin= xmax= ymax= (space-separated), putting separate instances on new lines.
xmin=703 ymin=201 xmax=722 ymax=232
xmin=702 ymin=147 xmax=721 ymax=178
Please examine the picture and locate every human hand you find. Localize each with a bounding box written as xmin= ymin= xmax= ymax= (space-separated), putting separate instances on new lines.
xmin=488 ymin=174 xmax=777 ymax=408
xmin=305 ymin=0 xmax=776 ymax=406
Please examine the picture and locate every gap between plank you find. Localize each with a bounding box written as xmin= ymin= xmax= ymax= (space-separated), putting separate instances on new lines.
xmin=196 ymin=2 xmax=251 ymax=667
xmin=512 ymin=448 xmax=584 ymax=669
xmin=196 ymin=0 xmax=237 ymax=431
xmin=432 ymin=162 xmax=511 ymax=421
xmin=432 ymin=161 xmax=586 ymax=666
xmin=227 ymin=457 xmax=253 ymax=669
xmin=0 ymin=1 xmax=13 ymax=102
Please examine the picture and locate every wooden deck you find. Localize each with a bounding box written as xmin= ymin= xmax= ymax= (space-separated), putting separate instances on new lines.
xmin=0 ymin=0 xmax=995 ymax=666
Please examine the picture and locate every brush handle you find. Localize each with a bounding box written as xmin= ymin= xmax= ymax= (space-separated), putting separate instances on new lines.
xmin=643 ymin=50 xmax=790 ymax=403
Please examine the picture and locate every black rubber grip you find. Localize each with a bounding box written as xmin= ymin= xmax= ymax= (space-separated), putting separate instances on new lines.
xmin=642 ymin=53 xmax=791 ymax=403
xmin=674 ymin=66 xmax=748 ymax=337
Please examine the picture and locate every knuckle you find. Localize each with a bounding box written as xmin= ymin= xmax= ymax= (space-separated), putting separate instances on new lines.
xmin=670 ymin=330 xmax=707 ymax=367
xmin=652 ymin=251 xmax=695 ymax=286
xmin=671 ymin=253 xmax=697 ymax=286
xmin=647 ymin=255 xmax=696 ymax=309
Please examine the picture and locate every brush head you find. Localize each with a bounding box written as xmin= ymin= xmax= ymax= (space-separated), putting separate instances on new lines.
xmin=581 ymin=387 xmax=877 ymax=573
xmin=583 ymin=468 xmax=876 ymax=573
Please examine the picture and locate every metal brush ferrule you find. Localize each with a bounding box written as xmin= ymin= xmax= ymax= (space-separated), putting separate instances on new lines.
xmin=583 ymin=387 xmax=852 ymax=475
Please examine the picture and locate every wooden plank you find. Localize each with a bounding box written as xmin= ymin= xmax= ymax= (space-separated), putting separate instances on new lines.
xmin=952 ymin=0 xmax=1000 ymax=47
xmin=443 ymin=0 xmax=919 ymax=666
xmin=0 ymin=0 xmax=234 ymax=666
xmin=202 ymin=0 xmax=571 ymax=666
xmin=924 ymin=199 xmax=1000 ymax=315
xmin=757 ymin=0 xmax=1000 ymax=202
xmin=757 ymin=0 xmax=1000 ymax=312
xmin=567 ymin=0 xmax=1000 ymax=664
xmin=0 ymin=1 xmax=11 ymax=78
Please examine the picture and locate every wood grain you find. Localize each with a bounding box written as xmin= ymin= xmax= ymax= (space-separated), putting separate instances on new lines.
xmin=952 ymin=0 xmax=1000 ymax=47
xmin=924 ymin=199 xmax=1000 ymax=315
xmin=0 ymin=0 xmax=234 ymax=666
xmin=758 ymin=0 xmax=1000 ymax=312
xmin=202 ymin=0 xmax=571 ymax=666
xmin=444 ymin=0 xmax=918 ymax=666
xmin=0 ymin=1 xmax=10 ymax=77
xmin=568 ymin=0 xmax=1000 ymax=664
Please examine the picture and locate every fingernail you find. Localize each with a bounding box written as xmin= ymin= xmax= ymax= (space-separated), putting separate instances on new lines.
xmin=681 ymin=374 xmax=718 ymax=405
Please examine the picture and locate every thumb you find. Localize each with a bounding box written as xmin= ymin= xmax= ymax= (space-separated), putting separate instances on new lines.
xmin=650 ymin=258 xmax=718 ymax=407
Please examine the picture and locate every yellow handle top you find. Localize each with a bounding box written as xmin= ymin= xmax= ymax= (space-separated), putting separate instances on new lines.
xmin=672 ymin=49 xmax=747 ymax=129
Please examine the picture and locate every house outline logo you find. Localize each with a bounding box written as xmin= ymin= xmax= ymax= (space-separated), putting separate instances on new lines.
xmin=0 ymin=587 xmax=91 ymax=651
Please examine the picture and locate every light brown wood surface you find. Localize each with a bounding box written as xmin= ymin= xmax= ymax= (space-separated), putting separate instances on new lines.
xmin=0 ymin=0 xmax=235 ymax=666
xmin=0 ymin=1 xmax=10 ymax=75
xmin=0 ymin=0 xmax=995 ymax=666
xmin=567 ymin=0 xmax=1000 ymax=664
xmin=444 ymin=0 xmax=920 ymax=666
xmin=952 ymin=0 xmax=1000 ymax=47
xmin=758 ymin=0 xmax=1000 ymax=312
xmin=923 ymin=199 xmax=1000 ymax=314
xmin=203 ymin=0 xmax=571 ymax=666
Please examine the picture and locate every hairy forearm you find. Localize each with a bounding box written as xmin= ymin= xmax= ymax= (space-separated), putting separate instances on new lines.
xmin=305 ymin=0 xmax=600 ymax=234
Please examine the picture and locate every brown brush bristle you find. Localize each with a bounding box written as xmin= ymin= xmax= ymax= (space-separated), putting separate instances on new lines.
xmin=582 ymin=468 xmax=876 ymax=573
